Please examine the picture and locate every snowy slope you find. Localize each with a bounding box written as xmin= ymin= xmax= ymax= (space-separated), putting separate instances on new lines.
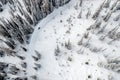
xmin=27 ymin=0 xmax=120 ymax=80
xmin=0 ymin=0 xmax=71 ymax=80
xmin=0 ymin=0 xmax=120 ymax=80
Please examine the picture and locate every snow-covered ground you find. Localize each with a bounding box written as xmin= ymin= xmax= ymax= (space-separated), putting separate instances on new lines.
xmin=26 ymin=0 xmax=120 ymax=80
xmin=0 ymin=0 xmax=120 ymax=80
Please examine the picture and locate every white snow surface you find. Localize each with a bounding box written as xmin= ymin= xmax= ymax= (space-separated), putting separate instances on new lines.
xmin=27 ymin=0 xmax=120 ymax=80
xmin=0 ymin=0 xmax=120 ymax=80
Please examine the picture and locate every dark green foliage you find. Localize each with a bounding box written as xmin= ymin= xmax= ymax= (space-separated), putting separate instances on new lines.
xmin=0 ymin=75 xmax=4 ymax=80
xmin=0 ymin=50 xmax=4 ymax=57
xmin=55 ymin=45 xmax=60 ymax=56
xmin=65 ymin=40 xmax=72 ymax=50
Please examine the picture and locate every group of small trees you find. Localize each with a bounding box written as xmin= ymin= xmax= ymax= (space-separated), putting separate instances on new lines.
xmin=92 ymin=0 xmax=119 ymax=21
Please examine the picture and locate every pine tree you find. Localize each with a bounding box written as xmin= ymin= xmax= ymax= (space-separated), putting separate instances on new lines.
xmin=92 ymin=1 xmax=105 ymax=20
xmin=65 ymin=40 xmax=72 ymax=50
xmin=55 ymin=45 xmax=60 ymax=56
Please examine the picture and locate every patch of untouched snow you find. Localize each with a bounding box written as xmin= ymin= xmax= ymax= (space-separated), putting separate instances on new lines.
xmin=26 ymin=0 xmax=77 ymax=79
xmin=0 ymin=3 xmax=12 ymax=19
xmin=27 ymin=0 xmax=120 ymax=80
